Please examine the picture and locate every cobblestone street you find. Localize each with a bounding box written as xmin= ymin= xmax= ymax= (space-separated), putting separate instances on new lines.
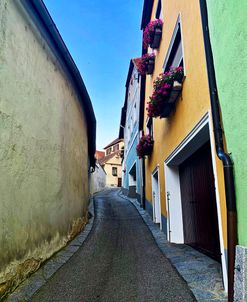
xmin=30 ymin=189 xmax=196 ymax=302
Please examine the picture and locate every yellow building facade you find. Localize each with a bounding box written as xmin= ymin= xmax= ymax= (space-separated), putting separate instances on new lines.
xmin=142 ymin=0 xmax=228 ymax=289
xmin=99 ymin=139 xmax=124 ymax=187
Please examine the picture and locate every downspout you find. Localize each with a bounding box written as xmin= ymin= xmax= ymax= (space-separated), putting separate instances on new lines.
xmin=142 ymin=158 xmax=146 ymax=210
xmin=199 ymin=1 xmax=237 ymax=301
xmin=140 ymin=74 xmax=146 ymax=210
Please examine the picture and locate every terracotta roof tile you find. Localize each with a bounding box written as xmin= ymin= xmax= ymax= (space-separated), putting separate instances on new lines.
xmin=98 ymin=151 xmax=120 ymax=165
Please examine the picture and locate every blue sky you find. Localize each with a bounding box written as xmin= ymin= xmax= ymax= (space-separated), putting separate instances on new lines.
xmin=43 ymin=0 xmax=143 ymax=150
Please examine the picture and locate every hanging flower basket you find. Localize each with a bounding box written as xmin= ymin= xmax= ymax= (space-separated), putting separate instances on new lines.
xmin=132 ymin=54 xmax=155 ymax=75
xmin=136 ymin=135 xmax=154 ymax=158
xmin=147 ymin=67 xmax=184 ymax=118
xmin=143 ymin=19 xmax=163 ymax=49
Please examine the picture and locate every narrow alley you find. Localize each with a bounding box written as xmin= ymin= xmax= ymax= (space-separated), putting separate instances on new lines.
xmin=30 ymin=189 xmax=195 ymax=302
xmin=1 ymin=1 xmax=246 ymax=301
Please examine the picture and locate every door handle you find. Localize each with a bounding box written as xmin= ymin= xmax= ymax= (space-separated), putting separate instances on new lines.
xmin=189 ymin=200 xmax=197 ymax=204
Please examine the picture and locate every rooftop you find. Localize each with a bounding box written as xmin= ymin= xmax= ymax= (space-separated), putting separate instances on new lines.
xmin=104 ymin=138 xmax=123 ymax=150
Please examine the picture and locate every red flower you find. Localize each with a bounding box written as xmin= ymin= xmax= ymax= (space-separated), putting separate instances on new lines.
xmin=132 ymin=54 xmax=155 ymax=75
xmin=136 ymin=135 xmax=154 ymax=158
xmin=146 ymin=67 xmax=184 ymax=118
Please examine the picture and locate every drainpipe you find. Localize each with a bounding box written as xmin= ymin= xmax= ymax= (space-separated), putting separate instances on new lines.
xmin=199 ymin=1 xmax=237 ymax=301
xmin=142 ymin=155 xmax=146 ymax=210
xmin=139 ymin=72 xmax=147 ymax=210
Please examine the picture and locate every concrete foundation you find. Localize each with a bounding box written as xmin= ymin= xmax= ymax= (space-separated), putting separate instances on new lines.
xmin=234 ymin=245 xmax=247 ymax=302
xmin=128 ymin=185 xmax=137 ymax=198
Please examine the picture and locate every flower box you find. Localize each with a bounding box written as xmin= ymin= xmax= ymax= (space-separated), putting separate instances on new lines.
xmin=132 ymin=54 xmax=155 ymax=75
xmin=147 ymin=67 xmax=184 ymax=118
xmin=143 ymin=19 xmax=163 ymax=50
xmin=159 ymin=82 xmax=182 ymax=117
xmin=136 ymin=135 xmax=154 ymax=158
xmin=150 ymin=28 xmax=162 ymax=49
xmin=167 ymin=81 xmax=182 ymax=104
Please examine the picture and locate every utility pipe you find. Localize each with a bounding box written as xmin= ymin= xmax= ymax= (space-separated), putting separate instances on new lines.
xmin=139 ymin=73 xmax=147 ymax=209
xmin=199 ymin=1 xmax=237 ymax=301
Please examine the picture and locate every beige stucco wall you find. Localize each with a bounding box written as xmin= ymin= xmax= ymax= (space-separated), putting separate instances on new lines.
xmin=0 ymin=1 xmax=89 ymax=297
xmin=104 ymin=161 xmax=122 ymax=187
xmin=103 ymin=141 xmax=124 ymax=187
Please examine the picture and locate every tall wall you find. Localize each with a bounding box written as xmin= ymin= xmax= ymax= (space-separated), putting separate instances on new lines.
xmin=0 ymin=0 xmax=89 ymax=297
xmin=206 ymin=1 xmax=247 ymax=299
xmin=207 ymin=0 xmax=247 ymax=246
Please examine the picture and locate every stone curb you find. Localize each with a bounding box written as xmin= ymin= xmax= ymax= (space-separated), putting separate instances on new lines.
xmin=6 ymin=198 xmax=95 ymax=302
xmin=118 ymin=190 xmax=227 ymax=302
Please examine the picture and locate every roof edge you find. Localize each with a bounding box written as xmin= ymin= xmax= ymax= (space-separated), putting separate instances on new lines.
xmin=141 ymin=0 xmax=154 ymax=30
xmin=104 ymin=138 xmax=123 ymax=150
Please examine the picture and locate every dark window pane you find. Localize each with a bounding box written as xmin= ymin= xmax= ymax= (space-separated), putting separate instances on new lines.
xmin=155 ymin=0 xmax=162 ymax=19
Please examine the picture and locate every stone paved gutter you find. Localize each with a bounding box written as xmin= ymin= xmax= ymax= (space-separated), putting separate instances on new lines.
xmin=119 ymin=191 xmax=228 ymax=302
xmin=6 ymin=198 xmax=95 ymax=302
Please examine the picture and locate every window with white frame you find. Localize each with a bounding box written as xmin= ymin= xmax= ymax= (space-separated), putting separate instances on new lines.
xmin=134 ymin=102 xmax=137 ymax=124
xmin=146 ymin=117 xmax=153 ymax=138
xmin=127 ymin=124 xmax=130 ymax=145
xmin=112 ymin=167 xmax=118 ymax=176
xmin=130 ymin=116 xmax=133 ymax=133
xmin=155 ymin=0 xmax=162 ymax=19
xmin=163 ymin=16 xmax=184 ymax=72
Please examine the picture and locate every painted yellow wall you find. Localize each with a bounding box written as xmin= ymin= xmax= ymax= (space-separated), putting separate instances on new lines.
xmin=0 ymin=0 xmax=90 ymax=297
xmin=143 ymin=0 xmax=227 ymax=247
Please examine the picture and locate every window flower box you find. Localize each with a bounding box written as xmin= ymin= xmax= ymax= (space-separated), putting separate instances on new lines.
xmin=150 ymin=28 xmax=162 ymax=49
xmin=147 ymin=67 xmax=184 ymax=118
xmin=132 ymin=54 xmax=155 ymax=75
xmin=136 ymin=134 xmax=154 ymax=158
xmin=143 ymin=19 xmax=163 ymax=50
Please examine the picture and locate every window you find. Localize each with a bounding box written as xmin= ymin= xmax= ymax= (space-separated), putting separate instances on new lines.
xmin=113 ymin=144 xmax=119 ymax=152
xmin=134 ymin=103 xmax=137 ymax=124
xmin=112 ymin=167 xmax=118 ymax=176
xmin=130 ymin=116 xmax=133 ymax=133
xmin=106 ymin=148 xmax=111 ymax=155
xmin=155 ymin=0 xmax=162 ymax=19
xmin=127 ymin=125 xmax=130 ymax=145
xmin=163 ymin=17 xmax=184 ymax=71
xmin=147 ymin=117 xmax=153 ymax=138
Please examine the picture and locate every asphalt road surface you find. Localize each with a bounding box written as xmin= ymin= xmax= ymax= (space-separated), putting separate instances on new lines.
xmin=31 ymin=189 xmax=196 ymax=302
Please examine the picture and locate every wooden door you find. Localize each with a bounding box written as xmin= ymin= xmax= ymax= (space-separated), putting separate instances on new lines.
xmin=179 ymin=142 xmax=221 ymax=261
xmin=117 ymin=177 xmax=122 ymax=187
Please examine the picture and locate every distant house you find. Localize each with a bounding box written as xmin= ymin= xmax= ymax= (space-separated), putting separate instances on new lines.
xmin=90 ymin=150 xmax=106 ymax=194
xmin=0 ymin=0 xmax=95 ymax=298
xmin=99 ymin=139 xmax=124 ymax=187
xmin=90 ymin=164 xmax=106 ymax=195
xmin=95 ymin=150 xmax=105 ymax=160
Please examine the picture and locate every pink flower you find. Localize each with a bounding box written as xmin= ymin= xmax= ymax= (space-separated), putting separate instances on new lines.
xmin=143 ymin=19 xmax=163 ymax=49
